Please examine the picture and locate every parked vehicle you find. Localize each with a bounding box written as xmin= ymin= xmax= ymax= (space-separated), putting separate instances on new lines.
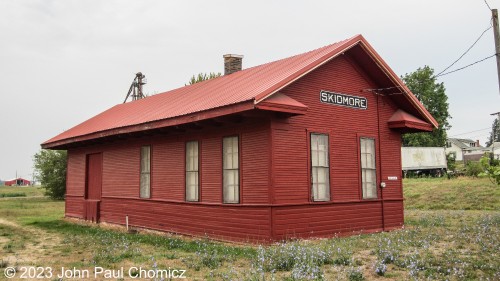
xmin=402 ymin=147 xmax=447 ymax=177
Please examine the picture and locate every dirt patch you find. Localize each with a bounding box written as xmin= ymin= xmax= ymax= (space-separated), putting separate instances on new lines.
xmin=0 ymin=217 xmax=63 ymax=266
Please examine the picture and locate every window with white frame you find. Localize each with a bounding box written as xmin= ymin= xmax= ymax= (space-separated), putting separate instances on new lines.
xmin=140 ymin=146 xmax=151 ymax=198
xmin=360 ymin=138 xmax=377 ymax=199
xmin=223 ymin=136 xmax=239 ymax=203
xmin=186 ymin=141 xmax=199 ymax=201
xmin=310 ymin=133 xmax=330 ymax=201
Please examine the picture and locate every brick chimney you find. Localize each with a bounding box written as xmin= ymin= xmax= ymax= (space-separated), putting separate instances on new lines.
xmin=223 ymin=54 xmax=244 ymax=75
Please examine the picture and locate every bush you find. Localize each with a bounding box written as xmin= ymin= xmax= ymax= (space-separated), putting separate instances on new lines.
xmin=465 ymin=161 xmax=483 ymax=177
xmin=446 ymin=152 xmax=456 ymax=172
xmin=33 ymin=150 xmax=67 ymax=200
xmin=479 ymin=156 xmax=500 ymax=185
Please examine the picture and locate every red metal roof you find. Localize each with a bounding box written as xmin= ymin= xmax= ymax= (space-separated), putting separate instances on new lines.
xmin=42 ymin=34 xmax=437 ymax=149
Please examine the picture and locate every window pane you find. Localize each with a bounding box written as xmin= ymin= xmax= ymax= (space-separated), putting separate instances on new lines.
xmin=360 ymin=138 xmax=376 ymax=199
xmin=223 ymin=170 xmax=239 ymax=203
xmin=311 ymin=149 xmax=319 ymax=167
xmin=186 ymin=171 xmax=198 ymax=201
xmin=186 ymin=142 xmax=199 ymax=201
xmin=140 ymin=146 xmax=151 ymax=198
xmin=141 ymin=146 xmax=150 ymax=173
xmin=223 ymin=137 xmax=239 ymax=203
xmin=186 ymin=141 xmax=199 ymax=171
xmin=193 ymin=142 xmax=199 ymax=170
xmin=311 ymin=134 xmax=330 ymax=201
xmin=140 ymin=173 xmax=150 ymax=198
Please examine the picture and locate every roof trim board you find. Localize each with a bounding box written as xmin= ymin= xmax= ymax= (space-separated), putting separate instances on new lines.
xmin=254 ymin=39 xmax=360 ymax=103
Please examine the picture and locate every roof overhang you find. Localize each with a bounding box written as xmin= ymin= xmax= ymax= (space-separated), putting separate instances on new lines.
xmin=42 ymin=95 xmax=307 ymax=149
xmin=388 ymin=109 xmax=433 ymax=133
xmin=255 ymin=93 xmax=308 ymax=115
xmin=42 ymin=100 xmax=255 ymax=149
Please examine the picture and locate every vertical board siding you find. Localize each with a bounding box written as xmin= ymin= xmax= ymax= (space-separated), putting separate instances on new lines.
xmin=242 ymin=127 xmax=270 ymax=204
xmin=152 ymin=140 xmax=184 ymax=200
xmin=86 ymin=153 xmax=103 ymax=200
xmin=66 ymin=150 xmax=85 ymax=196
xmin=102 ymin=146 xmax=140 ymax=198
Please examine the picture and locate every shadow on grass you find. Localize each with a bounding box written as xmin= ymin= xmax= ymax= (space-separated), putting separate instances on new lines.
xmin=29 ymin=219 xmax=256 ymax=258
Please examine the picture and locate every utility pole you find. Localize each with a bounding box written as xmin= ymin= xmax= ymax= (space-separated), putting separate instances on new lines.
xmin=492 ymin=9 xmax=500 ymax=94
xmin=491 ymin=112 xmax=500 ymax=159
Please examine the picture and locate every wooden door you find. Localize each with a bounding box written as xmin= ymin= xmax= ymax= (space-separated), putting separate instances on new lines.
xmin=85 ymin=153 xmax=102 ymax=222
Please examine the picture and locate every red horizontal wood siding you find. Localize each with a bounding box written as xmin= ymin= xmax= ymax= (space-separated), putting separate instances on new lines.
xmin=201 ymin=137 xmax=222 ymax=203
xmin=65 ymin=195 xmax=84 ymax=218
xmin=102 ymin=145 xmax=140 ymax=198
xmin=241 ymin=127 xmax=271 ymax=204
xmin=272 ymin=126 xmax=308 ymax=204
xmin=152 ymin=141 xmax=184 ymax=201
xmin=100 ymin=198 xmax=272 ymax=242
xmin=273 ymin=201 xmax=383 ymax=240
xmin=270 ymin=54 xmax=405 ymax=232
xmin=63 ymin=53 xmax=408 ymax=241
xmin=66 ymin=151 xmax=85 ymax=196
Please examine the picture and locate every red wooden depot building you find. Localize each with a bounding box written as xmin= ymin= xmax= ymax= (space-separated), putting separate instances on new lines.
xmin=42 ymin=35 xmax=437 ymax=242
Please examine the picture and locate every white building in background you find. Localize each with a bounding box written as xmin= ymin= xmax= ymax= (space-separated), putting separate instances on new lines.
xmin=446 ymin=138 xmax=484 ymax=161
xmin=488 ymin=142 xmax=500 ymax=160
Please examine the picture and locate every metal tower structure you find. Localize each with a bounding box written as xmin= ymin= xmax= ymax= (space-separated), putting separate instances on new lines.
xmin=123 ymin=72 xmax=146 ymax=103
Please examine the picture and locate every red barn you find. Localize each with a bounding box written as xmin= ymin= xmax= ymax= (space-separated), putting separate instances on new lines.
xmin=42 ymin=35 xmax=436 ymax=242
xmin=4 ymin=178 xmax=31 ymax=186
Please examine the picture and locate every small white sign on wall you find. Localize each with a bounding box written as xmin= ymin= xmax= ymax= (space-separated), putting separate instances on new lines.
xmin=387 ymin=176 xmax=398 ymax=181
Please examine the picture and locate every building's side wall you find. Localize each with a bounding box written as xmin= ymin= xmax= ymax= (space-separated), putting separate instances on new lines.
xmin=445 ymin=143 xmax=464 ymax=161
xmin=271 ymin=54 xmax=404 ymax=239
xmin=65 ymin=122 xmax=272 ymax=242
xmin=66 ymin=150 xmax=86 ymax=217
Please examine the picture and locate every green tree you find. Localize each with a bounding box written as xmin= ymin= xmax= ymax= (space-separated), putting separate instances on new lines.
xmin=186 ymin=72 xmax=221 ymax=85
xmin=486 ymin=118 xmax=500 ymax=147
xmin=401 ymin=66 xmax=451 ymax=147
xmin=33 ymin=150 xmax=67 ymax=200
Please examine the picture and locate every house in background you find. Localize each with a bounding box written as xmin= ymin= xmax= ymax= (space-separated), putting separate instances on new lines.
xmin=42 ymin=35 xmax=437 ymax=242
xmin=489 ymin=142 xmax=500 ymax=159
xmin=446 ymin=138 xmax=483 ymax=161
xmin=4 ymin=178 xmax=31 ymax=186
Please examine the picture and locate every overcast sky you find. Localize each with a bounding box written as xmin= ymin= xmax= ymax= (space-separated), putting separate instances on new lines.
xmin=1 ymin=0 xmax=500 ymax=180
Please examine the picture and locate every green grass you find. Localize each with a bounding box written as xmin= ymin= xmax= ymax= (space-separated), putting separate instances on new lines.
xmin=0 ymin=178 xmax=498 ymax=280
xmin=403 ymin=177 xmax=500 ymax=210
xmin=0 ymin=192 xmax=26 ymax=198
xmin=0 ymin=185 xmax=45 ymax=197
xmin=0 ymin=198 xmax=64 ymax=224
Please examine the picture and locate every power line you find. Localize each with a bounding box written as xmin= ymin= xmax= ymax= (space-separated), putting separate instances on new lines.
xmin=436 ymin=24 xmax=493 ymax=77
xmin=435 ymin=54 xmax=497 ymax=77
xmin=484 ymin=0 xmax=492 ymax=11
xmin=449 ymin=127 xmax=492 ymax=137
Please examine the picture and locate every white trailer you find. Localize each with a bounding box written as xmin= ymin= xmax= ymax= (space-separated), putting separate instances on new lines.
xmin=401 ymin=147 xmax=447 ymax=174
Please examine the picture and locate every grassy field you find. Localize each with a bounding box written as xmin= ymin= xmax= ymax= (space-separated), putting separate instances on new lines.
xmin=404 ymin=176 xmax=499 ymax=210
xmin=0 ymin=186 xmax=45 ymax=198
xmin=0 ymin=178 xmax=498 ymax=280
